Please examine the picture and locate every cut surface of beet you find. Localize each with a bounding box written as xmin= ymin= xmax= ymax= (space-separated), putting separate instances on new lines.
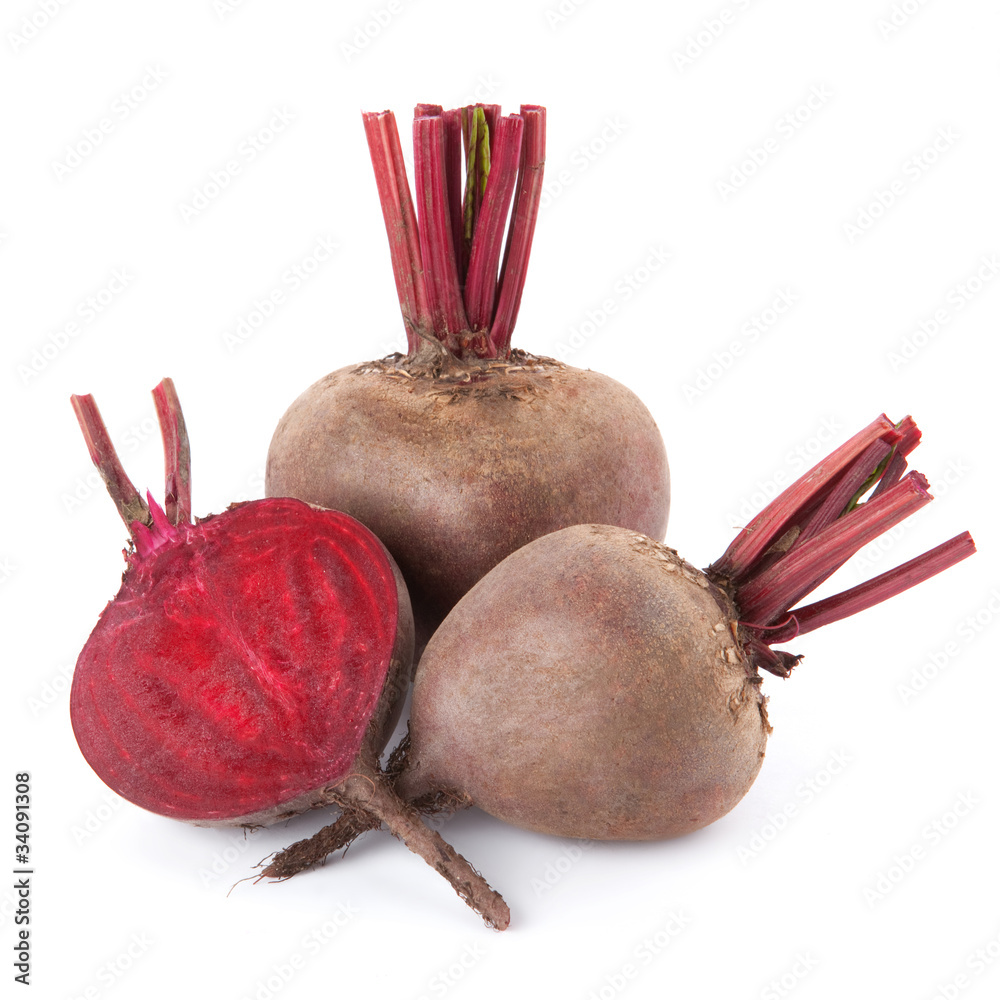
xmin=72 ymin=498 xmax=399 ymax=822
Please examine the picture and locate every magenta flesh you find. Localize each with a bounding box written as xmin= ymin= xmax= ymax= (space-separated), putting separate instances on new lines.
xmin=68 ymin=380 xmax=509 ymax=929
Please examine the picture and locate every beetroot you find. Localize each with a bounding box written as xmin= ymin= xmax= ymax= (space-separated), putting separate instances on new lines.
xmin=266 ymin=102 xmax=669 ymax=645
xmin=265 ymin=415 xmax=974 ymax=870
xmin=69 ymin=379 xmax=509 ymax=928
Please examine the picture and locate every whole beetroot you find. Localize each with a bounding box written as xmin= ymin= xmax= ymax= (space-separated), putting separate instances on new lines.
xmin=267 ymin=103 xmax=669 ymax=644
xmin=266 ymin=414 xmax=974 ymax=872
xmin=69 ymin=380 xmax=509 ymax=928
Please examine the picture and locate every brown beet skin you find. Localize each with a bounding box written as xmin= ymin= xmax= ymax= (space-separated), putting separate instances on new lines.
xmin=396 ymin=524 xmax=769 ymax=841
xmin=266 ymin=350 xmax=670 ymax=645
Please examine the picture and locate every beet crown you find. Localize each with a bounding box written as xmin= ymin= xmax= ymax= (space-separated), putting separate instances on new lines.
xmin=364 ymin=101 xmax=545 ymax=360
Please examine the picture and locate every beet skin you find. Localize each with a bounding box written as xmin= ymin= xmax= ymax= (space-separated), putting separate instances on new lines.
xmin=267 ymin=348 xmax=670 ymax=644
xmin=397 ymin=524 xmax=767 ymax=840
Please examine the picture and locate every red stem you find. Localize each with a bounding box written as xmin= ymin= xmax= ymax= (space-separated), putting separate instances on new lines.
xmin=464 ymin=115 xmax=524 ymax=336
xmin=711 ymin=415 xmax=903 ymax=582
xmin=794 ymin=439 xmax=893 ymax=546
xmin=441 ymin=108 xmax=465 ymax=284
xmin=490 ymin=105 xmax=546 ymax=357
xmin=151 ymin=378 xmax=191 ymax=526
xmin=736 ymin=472 xmax=933 ymax=627
xmin=413 ymin=115 xmax=469 ymax=349
xmin=70 ymin=394 xmax=150 ymax=533
xmin=362 ymin=111 xmax=430 ymax=352
xmin=765 ymin=532 xmax=977 ymax=643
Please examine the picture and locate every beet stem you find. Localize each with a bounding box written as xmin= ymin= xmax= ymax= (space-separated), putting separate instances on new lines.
xmin=736 ymin=472 xmax=933 ymax=626
xmin=441 ymin=108 xmax=466 ymax=284
xmin=711 ymin=414 xmax=904 ymax=582
xmin=767 ymin=531 xmax=976 ymax=643
xmin=464 ymin=114 xmax=524 ymax=337
xmin=336 ymin=766 xmax=510 ymax=930
xmin=70 ymin=393 xmax=151 ymax=533
xmin=793 ymin=439 xmax=893 ymax=546
xmin=362 ymin=110 xmax=430 ymax=352
xmin=151 ymin=378 xmax=192 ymax=526
xmin=414 ymin=114 xmax=470 ymax=352
xmin=490 ymin=105 xmax=546 ymax=357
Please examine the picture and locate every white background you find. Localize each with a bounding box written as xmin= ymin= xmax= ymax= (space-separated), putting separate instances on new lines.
xmin=4 ymin=1 xmax=999 ymax=997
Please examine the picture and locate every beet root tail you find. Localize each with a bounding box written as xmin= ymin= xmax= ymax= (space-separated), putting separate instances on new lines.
xmin=335 ymin=767 xmax=510 ymax=930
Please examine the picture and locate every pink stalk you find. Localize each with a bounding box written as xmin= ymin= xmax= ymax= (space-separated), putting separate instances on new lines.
xmin=490 ymin=105 xmax=546 ymax=357
xmin=413 ymin=115 xmax=469 ymax=348
xmin=711 ymin=414 xmax=903 ymax=582
xmin=793 ymin=439 xmax=893 ymax=546
xmin=441 ymin=109 xmax=465 ymax=283
xmin=362 ymin=111 xmax=430 ymax=351
xmin=70 ymin=394 xmax=150 ymax=532
xmin=463 ymin=115 xmax=524 ymax=335
xmin=151 ymin=378 xmax=191 ymax=527
xmin=765 ymin=532 xmax=977 ymax=644
xmin=736 ymin=473 xmax=933 ymax=627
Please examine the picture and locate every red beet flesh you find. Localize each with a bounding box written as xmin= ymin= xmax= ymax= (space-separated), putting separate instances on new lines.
xmin=71 ymin=498 xmax=400 ymax=824
xmin=69 ymin=380 xmax=510 ymax=929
